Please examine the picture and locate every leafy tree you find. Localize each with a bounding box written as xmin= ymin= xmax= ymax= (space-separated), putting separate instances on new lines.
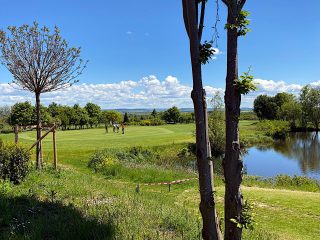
xmin=208 ymin=93 xmax=225 ymax=157
xmin=10 ymin=102 xmax=34 ymax=126
xmin=162 ymin=106 xmax=181 ymax=123
xmin=0 ymin=22 xmax=86 ymax=169
xmin=123 ymin=112 xmax=129 ymax=123
xmin=300 ymin=85 xmax=320 ymax=131
xmin=151 ymin=109 xmax=157 ymax=118
xmin=0 ymin=106 xmax=11 ymax=119
xmin=253 ymin=95 xmax=278 ymax=120
xmin=32 ymin=105 xmax=53 ymax=126
xmin=182 ymin=0 xmax=222 ymax=238
xmin=222 ymin=0 xmax=250 ymax=238
xmin=85 ymin=103 xmax=101 ymax=128
xmin=279 ymin=98 xmax=302 ymax=129
xmin=57 ymin=106 xmax=71 ymax=130
xmin=48 ymin=102 xmax=60 ymax=118
xmin=101 ymin=110 xmax=122 ymax=126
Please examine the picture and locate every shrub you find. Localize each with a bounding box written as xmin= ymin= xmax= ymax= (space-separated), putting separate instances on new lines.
xmin=0 ymin=143 xmax=31 ymax=184
xmin=257 ymin=120 xmax=290 ymax=139
xmin=88 ymin=150 xmax=119 ymax=173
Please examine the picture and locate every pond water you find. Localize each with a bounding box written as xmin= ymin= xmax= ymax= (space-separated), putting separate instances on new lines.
xmin=243 ymin=132 xmax=320 ymax=179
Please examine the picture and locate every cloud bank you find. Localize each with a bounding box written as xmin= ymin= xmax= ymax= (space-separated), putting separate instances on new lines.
xmin=0 ymin=76 xmax=319 ymax=109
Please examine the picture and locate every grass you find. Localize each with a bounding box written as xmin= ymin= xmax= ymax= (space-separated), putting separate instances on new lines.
xmin=1 ymin=122 xmax=319 ymax=239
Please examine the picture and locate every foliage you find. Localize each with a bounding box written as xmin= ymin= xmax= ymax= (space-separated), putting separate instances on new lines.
xmin=300 ymin=85 xmax=320 ymax=130
xmin=199 ymin=41 xmax=216 ymax=65
xmin=0 ymin=143 xmax=30 ymax=184
xmin=230 ymin=200 xmax=255 ymax=230
xmin=85 ymin=103 xmax=101 ymax=127
xmin=235 ymin=69 xmax=256 ymax=95
xmin=9 ymin=102 xmax=34 ymax=126
xmin=101 ymin=110 xmax=122 ymax=125
xmin=253 ymin=95 xmax=278 ymax=120
xmin=208 ymin=93 xmax=225 ymax=157
xmin=123 ymin=112 xmax=129 ymax=123
xmin=225 ymin=10 xmax=251 ymax=36
xmin=162 ymin=106 xmax=181 ymax=123
xmin=257 ymin=120 xmax=290 ymax=139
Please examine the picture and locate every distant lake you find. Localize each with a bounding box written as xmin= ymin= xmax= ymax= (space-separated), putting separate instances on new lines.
xmin=243 ymin=132 xmax=320 ymax=179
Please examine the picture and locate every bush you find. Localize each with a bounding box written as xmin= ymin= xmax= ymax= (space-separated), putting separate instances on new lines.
xmin=257 ymin=120 xmax=290 ymax=139
xmin=88 ymin=150 xmax=119 ymax=173
xmin=0 ymin=143 xmax=31 ymax=184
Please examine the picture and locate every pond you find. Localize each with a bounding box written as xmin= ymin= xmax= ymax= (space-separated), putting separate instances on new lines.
xmin=243 ymin=132 xmax=320 ymax=179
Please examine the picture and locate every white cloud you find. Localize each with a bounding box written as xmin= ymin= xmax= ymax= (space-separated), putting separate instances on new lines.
xmin=126 ymin=31 xmax=133 ymax=35
xmin=0 ymin=77 xmax=319 ymax=109
xmin=253 ymin=79 xmax=302 ymax=93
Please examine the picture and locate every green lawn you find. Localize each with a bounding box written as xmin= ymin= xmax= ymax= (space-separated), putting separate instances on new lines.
xmin=1 ymin=123 xmax=320 ymax=239
xmin=0 ymin=124 xmax=195 ymax=170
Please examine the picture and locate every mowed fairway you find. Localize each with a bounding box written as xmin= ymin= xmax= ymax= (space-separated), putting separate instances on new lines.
xmin=0 ymin=124 xmax=195 ymax=169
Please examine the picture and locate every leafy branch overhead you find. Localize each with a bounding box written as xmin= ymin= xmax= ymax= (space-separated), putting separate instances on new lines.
xmin=199 ymin=41 xmax=216 ymax=65
xmin=234 ymin=68 xmax=257 ymax=95
xmin=0 ymin=22 xmax=87 ymax=94
xmin=225 ymin=10 xmax=251 ymax=36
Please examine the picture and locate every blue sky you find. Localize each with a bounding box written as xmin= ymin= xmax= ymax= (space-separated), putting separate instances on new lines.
xmin=0 ymin=0 xmax=319 ymax=108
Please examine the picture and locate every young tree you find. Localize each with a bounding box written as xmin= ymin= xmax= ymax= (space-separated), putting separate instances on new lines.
xmin=0 ymin=22 xmax=86 ymax=169
xmin=182 ymin=1 xmax=222 ymax=239
xmin=221 ymin=1 xmax=252 ymax=239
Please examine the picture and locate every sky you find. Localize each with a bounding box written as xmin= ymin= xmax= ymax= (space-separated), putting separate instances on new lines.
xmin=0 ymin=0 xmax=319 ymax=109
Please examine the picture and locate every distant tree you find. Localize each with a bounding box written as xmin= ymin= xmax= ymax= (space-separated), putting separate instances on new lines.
xmin=57 ymin=106 xmax=71 ymax=130
xmin=300 ymin=85 xmax=320 ymax=131
xmin=101 ymin=110 xmax=122 ymax=126
xmin=74 ymin=105 xmax=89 ymax=129
xmin=0 ymin=22 xmax=87 ymax=169
xmin=123 ymin=112 xmax=129 ymax=123
xmin=151 ymin=109 xmax=157 ymax=118
xmin=163 ymin=106 xmax=181 ymax=123
xmin=31 ymin=105 xmax=52 ymax=126
xmin=84 ymin=103 xmax=101 ymax=128
xmin=0 ymin=106 xmax=11 ymax=119
xmin=10 ymin=102 xmax=34 ymax=126
xmin=208 ymin=93 xmax=225 ymax=157
xmin=253 ymin=95 xmax=278 ymax=120
xmin=48 ymin=102 xmax=60 ymax=118
xmin=280 ymin=100 xmax=302 ymax=129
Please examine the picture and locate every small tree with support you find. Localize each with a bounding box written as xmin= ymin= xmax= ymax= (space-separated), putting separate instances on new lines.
xmin=29 ymin=123 xmax=59 ymax=170
xmin=0 ymin=22 xmax=87 ymax=169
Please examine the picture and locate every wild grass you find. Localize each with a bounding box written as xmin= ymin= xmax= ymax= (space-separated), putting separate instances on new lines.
xmin=1 ymin=123 xmax=319 ymax=239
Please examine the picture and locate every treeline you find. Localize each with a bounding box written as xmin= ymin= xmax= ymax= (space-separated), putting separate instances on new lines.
xmin=254 ymin=85 xmax=320 ymax=130
xmin=0 ymin=103 xmax=195 ymax=132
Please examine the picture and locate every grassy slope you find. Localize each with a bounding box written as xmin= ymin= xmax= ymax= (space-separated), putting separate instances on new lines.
xmin=1 ymin=122 xmax=319 ymax=239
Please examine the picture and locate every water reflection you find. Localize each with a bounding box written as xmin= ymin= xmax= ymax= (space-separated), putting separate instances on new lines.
xmin=272 ymin=132 xmax=320 ymax=174
xmin=245 ymin=132 xmax=320 ymax=178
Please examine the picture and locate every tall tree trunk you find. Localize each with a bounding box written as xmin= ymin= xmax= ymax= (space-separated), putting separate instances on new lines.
xmin=183 ymin=1 xmax=222 ymax=239
xmin=35 ymin=92 xmax=42 ymax=169
xmin=223 ymin=10 xmax=243 ymax=240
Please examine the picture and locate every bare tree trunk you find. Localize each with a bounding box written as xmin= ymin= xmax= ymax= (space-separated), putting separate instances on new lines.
xmin=223 ymin=10 xmax=243 ymax=240
xmin=35 ymin=92 xmax=42 ymax=169
xmin=183 ymin=1 xmax=222 ymax=239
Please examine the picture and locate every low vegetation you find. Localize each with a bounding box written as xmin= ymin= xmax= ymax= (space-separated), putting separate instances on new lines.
xmin=0 ymin=123 xmax=319 ymax=239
